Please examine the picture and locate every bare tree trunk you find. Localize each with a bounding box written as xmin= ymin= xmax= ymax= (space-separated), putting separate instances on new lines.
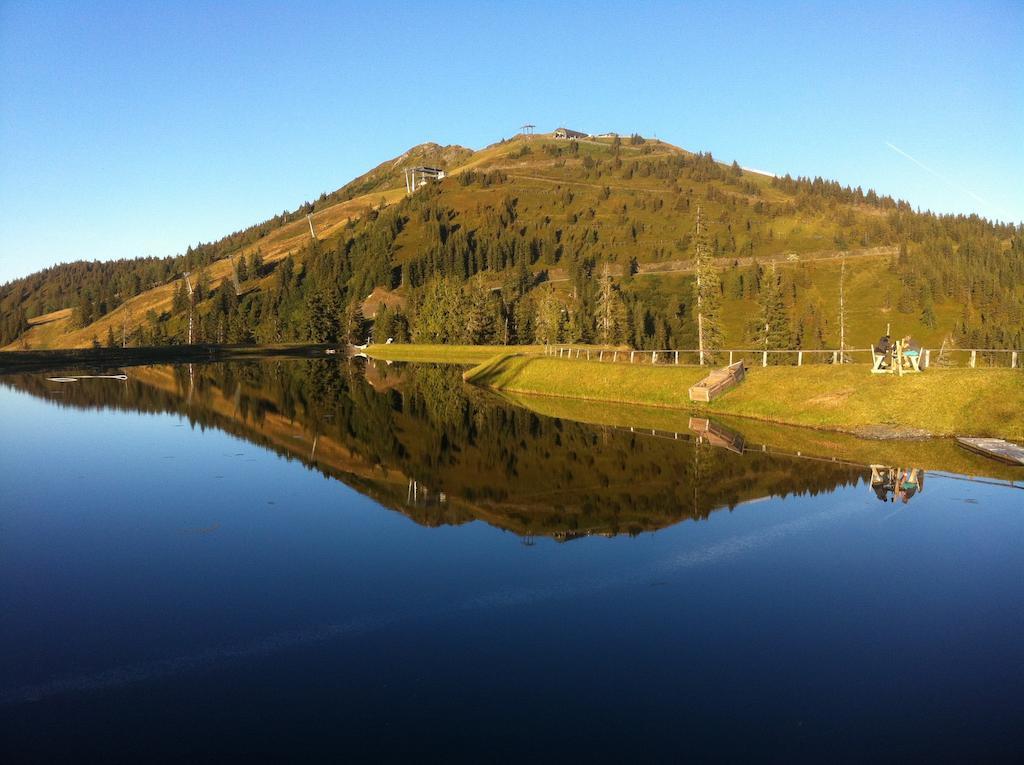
xmin=838 ymin=257 xmax=846 ymax=363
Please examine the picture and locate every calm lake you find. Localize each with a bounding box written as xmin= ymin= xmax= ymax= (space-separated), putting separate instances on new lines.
xmin=1 ymin=358 xmax=1022 ymax=762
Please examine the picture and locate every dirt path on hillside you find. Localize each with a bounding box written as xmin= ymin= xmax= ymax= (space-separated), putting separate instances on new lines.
xmin=543 ymin=245 xmax=897 ymax=283
xmin=506 ymin=173 xmax=676 ymax=195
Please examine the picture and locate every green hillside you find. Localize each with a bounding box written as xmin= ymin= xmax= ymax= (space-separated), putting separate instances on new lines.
xmin=2 ymin=131 xmax=1021 ymax=353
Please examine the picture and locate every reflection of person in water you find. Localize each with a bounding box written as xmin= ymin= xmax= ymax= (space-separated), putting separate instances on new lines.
xmin=871 ymin=465 xmax=924 ymax=504
xmin=870 ymin=465 xmax=896 ymax=502
xmin=896 ymin=468 xmax=923 ymax=503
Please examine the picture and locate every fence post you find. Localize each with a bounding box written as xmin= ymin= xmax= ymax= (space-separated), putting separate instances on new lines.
xmin=798 ymin=351 xmax=803 ymax=367
xmin=762 ymin=351 xmax=768 ymax=367
xmin=924 ymin=349 xmax=931 ymax=369
xmin=729 ymin=351 xmax=734 ymax=365
xmin=675 ymin=351 xmax=679 ymax=365
xmin=1012 ymin=351 xmax=1018 ymax=369
xmin=832 ymin=350 xmax=837 ymax=365
xmin=630 ymin=351 xmax=635 ymax=363
xmin=586 ymin=350 xmax=590 ymax=360
xmin=652 ymin=351 xmax=658 ymax=364
xmin=613 ymin=351 xmax=618 ymax=362
xmin=970 ymin=350 xmax=977 ymax=369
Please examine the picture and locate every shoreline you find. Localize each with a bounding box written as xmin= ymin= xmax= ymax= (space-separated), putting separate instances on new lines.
xmin=461 ymin=352 xmax=1024 ymax=442
xmin=0 ymin=343 xmax=341 ymax=375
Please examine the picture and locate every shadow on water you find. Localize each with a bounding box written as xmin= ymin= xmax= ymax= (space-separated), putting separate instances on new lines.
xmin=1 ymin=357 xmax=1018 ymax=540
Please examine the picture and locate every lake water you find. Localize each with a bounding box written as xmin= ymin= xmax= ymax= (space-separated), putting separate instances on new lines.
xmin=1 ymin=359 xmax=1022 ymax=762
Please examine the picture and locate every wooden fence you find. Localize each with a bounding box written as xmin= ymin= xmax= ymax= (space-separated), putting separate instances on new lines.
xmin=543 ymin=345 xmax=1022 ymax=369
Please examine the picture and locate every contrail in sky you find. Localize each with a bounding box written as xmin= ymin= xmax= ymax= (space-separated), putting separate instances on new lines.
xmin=885 ymin=141 xmax=999 ymax=213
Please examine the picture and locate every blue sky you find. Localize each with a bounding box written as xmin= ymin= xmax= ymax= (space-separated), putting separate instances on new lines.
xmin=1 ymin=0 xmax=1021 ymax=283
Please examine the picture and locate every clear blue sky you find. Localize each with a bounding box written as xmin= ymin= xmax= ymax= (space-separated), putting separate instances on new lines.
xmin=1 ymin=0 xmax=1021 ymax=283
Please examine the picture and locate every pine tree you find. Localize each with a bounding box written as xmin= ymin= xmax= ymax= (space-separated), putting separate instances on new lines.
xmin=172 ymin=282 xmax=189 ymax=314
xmin=752 ymin=263 xmax=792 ymax=361
xmin=343 ymin=299 xmax=365 ymax=344
xmin=534 ymin=286 xmax=564 ymax=344
xmin=465 ymin=283 xmax=497 ymax=343
xmin=306 ymin=291 xmax=339 ymax=343
xmin=692 ymin=207 xmax=723 ymax=363
xmin=595 ymin=264 xmax=628 ymax=345
xmin=106 ymin=325 xmax=117 ymax=348
xmin=920 ymin=298 xmax=937 ymax=329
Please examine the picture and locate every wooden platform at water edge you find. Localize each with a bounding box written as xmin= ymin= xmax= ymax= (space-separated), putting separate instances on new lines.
xmin=956 ymin=438 xmax=1024 ymax=466
xmin=688 ymin=361 xmax=746 ymax=403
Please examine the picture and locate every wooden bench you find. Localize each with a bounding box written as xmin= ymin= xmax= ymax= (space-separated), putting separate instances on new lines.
xmin=688 ymin=361 xmax=746 ymax=402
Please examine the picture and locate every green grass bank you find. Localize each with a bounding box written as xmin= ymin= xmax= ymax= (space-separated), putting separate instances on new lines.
xmin=464 ymin=354 xmax=1024 ymax=440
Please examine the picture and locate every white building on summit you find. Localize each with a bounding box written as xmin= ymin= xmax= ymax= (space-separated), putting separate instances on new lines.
xmin=553 ymin=127 xmax=588 ymax=140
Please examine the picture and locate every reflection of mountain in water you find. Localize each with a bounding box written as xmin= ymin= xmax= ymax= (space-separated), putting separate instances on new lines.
xmin=3 ymin=359 xmax=866 ymax=538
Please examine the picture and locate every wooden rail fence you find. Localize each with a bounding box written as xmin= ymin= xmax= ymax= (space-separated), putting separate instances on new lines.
xmin=542 ymin=345 xmax=1022 ymax=369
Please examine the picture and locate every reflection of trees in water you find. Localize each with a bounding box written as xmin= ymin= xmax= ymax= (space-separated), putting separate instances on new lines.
xmin=3 ymin=360 xmax=865 ymax=537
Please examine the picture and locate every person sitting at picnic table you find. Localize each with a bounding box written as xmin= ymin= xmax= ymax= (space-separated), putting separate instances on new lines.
xmin=874 ymin=335 xmax=892 ymax=369
xmin=901 ymin=336 xmax=922 ymax=369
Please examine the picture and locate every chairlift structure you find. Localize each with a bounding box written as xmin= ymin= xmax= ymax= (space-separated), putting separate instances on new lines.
xmin=404 ymin=166 xmax=445 ymax=195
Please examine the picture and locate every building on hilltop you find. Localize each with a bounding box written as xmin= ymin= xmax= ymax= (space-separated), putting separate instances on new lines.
xmin=553 ymin=127 xmax=588 ymax=140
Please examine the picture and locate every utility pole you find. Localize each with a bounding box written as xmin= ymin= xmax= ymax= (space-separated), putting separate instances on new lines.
xmin=183 ymin=272 xmax=195 ymax=345
xmin=838 ymin=256 xmax=846 ymax=363
xmin=696 ymin=207 xmax=704 ymax=366
xmin=122 ymin=306 xmax=132 ymax=348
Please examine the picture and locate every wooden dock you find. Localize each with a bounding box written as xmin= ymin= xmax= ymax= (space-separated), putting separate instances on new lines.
xmin=688 ymin=361 xmax=746 ymax=402
xmin=956 ymin=437 xmax=1024 ymax=466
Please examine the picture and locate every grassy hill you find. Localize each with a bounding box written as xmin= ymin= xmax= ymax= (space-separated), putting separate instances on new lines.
xmin=3 ymin=131 xmax=1021 ymax=352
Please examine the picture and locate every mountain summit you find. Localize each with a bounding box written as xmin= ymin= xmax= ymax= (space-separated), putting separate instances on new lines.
xmin=1 ymin=131 xmax=1020 ymax=351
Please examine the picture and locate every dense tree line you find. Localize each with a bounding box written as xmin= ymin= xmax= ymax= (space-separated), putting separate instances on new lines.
xmin=3 ymin=139 xmax=1021 ymax=352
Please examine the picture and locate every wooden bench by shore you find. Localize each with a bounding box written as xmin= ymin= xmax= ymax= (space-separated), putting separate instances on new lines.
xmin=688 ymin=361 xmax=746 ymax=402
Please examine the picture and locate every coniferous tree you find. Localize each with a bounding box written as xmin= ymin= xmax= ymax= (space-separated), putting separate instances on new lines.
xmin=465 ymin=283 xmax=497 ymax=344
xmin=343 ymin=299 xmax=365 ymax=344
xmin=595 ymin=264 xmax=628 ymax=345
xmin=306 ymin=291 xmax=339 ymax=343
xmin=751 ymin=264 xmax=792 ymax=360
xmin=692 ymin=207 xmax=723 ymax=362
xmin=534 ymin=285 xmax=565 ymax=344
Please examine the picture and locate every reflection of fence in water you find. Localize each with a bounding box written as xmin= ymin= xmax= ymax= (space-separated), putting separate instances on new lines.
xmin=612 ymin=421 xmax=1022 ymax=492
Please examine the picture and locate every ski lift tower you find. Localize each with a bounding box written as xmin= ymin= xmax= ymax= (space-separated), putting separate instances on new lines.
xmin=403 ymin=166 xmax=445 ymax=195
xmin=520 ymin=123 xmax=535 ymax=138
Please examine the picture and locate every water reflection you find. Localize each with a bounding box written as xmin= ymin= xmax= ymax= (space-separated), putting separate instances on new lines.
xmin=870 ymin=465 xmax=924 ymax=504
xmin=2 ymin=358 xmax=871 ymax=538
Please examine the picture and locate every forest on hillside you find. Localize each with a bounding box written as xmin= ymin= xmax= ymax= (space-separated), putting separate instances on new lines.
xmin=2 ymin=138 xmax=1021 ymax=353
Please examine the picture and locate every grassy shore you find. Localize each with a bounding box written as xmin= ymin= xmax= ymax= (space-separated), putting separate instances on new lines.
xmin=493 ymin=390 xmax=1023 ymax=481
xmin=464 ymin=354 xmax=1024 ymax=440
